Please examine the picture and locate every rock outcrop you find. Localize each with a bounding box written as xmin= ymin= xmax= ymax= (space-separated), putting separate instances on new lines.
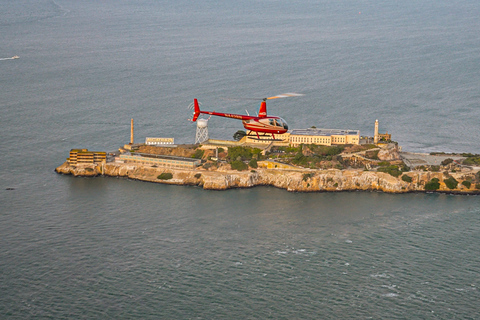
xmin=55 ymin=161 xmax=480 ymax=194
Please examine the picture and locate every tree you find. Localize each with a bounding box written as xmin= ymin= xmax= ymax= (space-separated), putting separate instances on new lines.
xmin=233 ymin=130 xmax=247 ymax=141
xmin=231 ymin=160 xmax=248 ymax=171
xmin=425 ymin=178 xmax=440 ymax=191
xmin=441 ymin=158 xmax=454 ymax=166
xmin=461 ymin=180 xmax=471 ymax=188
xmin=444 ymin=176 xmax=458 ymax=189
xmin=192 ymin=149 xmax=204 ymax=159
xmin=248 ymin=158 xmax=258 ymax=169
xmin=157 ymin=172 xmax=173 ymax=180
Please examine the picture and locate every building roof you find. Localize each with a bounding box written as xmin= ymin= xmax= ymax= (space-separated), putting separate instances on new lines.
xmin=290 ymin=128 xmax=360 ymax=136
xmin=123 ymin=153 xmax=200 ymax=163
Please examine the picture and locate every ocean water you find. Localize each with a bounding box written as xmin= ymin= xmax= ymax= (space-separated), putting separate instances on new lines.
xmin=1 ymin=0 xmax=480 ymax=318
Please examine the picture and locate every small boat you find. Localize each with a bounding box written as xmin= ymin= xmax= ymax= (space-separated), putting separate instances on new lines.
xmin=12 ymin=55 xmax=19 ymax=59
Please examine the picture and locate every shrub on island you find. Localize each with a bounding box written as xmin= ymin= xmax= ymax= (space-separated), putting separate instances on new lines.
xmin=441 ymin=158 xmax=454 ymax=166
xmin=444 ymin=176 xmax=458 ymax=189
xmin=425 ymin=178 xmax=440 ymax=191
xmin=377 ymin=165 xmax=402 ymax=177
xmin=192 ymin=149 xmax=204 ymax=159
xmin=249 ymin=158 xmax=258 ymax=169
xmin=157 ymin=172 xmax=173 ymax=180
xmin=401 ymin=174 xmax=413 ymax=183
xmin=230 ymin=160 xmax=248 ymax=171
xmin=461 ymin=180 xmax=471 ymax=189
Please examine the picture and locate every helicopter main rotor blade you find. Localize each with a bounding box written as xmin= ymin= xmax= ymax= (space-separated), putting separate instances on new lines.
xmin=266 ymin=93 xmax=304 ymax=100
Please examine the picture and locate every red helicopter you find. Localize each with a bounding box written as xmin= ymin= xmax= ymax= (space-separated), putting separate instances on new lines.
xmin=190 ymin=93 xmax=303 ymax=139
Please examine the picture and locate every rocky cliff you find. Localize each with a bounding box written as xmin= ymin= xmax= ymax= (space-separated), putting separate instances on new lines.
xmin=55 ymin=162 xmax=480 ymax=194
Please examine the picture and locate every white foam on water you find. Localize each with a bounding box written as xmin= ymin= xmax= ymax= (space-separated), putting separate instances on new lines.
xmin=383 ymin=293 xmax=398 ymax=297
xmin=370 ymin=273 xmax=389 ymax=278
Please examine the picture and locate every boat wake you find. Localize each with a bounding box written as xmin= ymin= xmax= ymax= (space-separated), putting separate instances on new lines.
xmin=0 ymin=56 xmax=19 ymax=61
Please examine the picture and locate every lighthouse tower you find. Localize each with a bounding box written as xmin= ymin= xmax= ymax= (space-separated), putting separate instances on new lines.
xmin=374 ymin=119 xmax=379 ymax=144
xmin=195 ymin=118 xmax=209 ymax=144
xmin=130 ymin=118 xmax=134 ymax=144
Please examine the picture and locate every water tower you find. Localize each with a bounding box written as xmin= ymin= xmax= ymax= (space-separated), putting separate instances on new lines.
xmin=195 ymin=118 xmax=209 ymax=144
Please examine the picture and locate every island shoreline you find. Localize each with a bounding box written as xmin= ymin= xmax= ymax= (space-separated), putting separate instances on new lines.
xmin=55 ymin=161 xmax=480 ymax=195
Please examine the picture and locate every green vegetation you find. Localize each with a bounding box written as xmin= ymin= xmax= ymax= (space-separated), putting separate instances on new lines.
xmin=192 ymin=149 xmax=204 ymax=159
xmin=461 ymin=180 xmax=471 ymax=189
xmin=157 ymin=172 xmax=173 ymax=180
xmin=444 ymin=176 xmax=458 ymax=189
xmin=461 ymin=153 xmax=480 ymax=158
xmin=425 ymin=178 xmax=440 ymax=191
xmin=365 ymin=149 xmax=379 ymax=160
xmin=289 ymin=144 xmax=346 ymax=168
xmin=202 ymin=162 xmax=213 ymax=169
xmin=194 ymin=173 xmax=201 ymax=179
xmin=441 ymin=158 xmax=454 ymax=166
xmin=248 ymin=158 xmax=258 ymax=169
xmin=227 ymin=146 xmax=262 ymax=162
xmin=430 ymin=165 xmax=440 ymax=172
xmin=230 ymin=160 xmax=248 ymax=171
xmin=377 ymin=164 xmax=402 ymax=177
xmin=401 ymin=174 xmax=413 ymax=183
xmin=463 ymin=156 xmax=480 ymax=166
xmin=476 ymin=184 xmax=480 ymax=190
xmin=233 ymin=130 xmax=247 ymax=141
xmin=302 ymin=173 xmax=314 ymax=181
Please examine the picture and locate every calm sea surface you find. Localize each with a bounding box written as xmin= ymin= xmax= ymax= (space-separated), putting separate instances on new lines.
xmin=1 ymin=0 xmax=480 ymax=318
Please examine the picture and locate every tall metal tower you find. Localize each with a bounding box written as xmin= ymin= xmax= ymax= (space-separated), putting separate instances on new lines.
xmin=195 ymin=118 xmax=209 ymax=144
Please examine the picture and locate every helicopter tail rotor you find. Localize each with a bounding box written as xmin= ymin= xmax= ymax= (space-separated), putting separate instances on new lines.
xmin=191 ymin=99 xmax=201 ymax=122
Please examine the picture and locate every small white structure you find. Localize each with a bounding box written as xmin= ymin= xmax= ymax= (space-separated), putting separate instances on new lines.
xmin=195 ymin=118 xmax=209 ymax=144
xmin=145 ymin=137 xmax=175 ymax=145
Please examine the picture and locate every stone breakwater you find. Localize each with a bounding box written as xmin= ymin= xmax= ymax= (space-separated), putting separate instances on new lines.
xmin=55 ymin=162 xmax=480 ymax=194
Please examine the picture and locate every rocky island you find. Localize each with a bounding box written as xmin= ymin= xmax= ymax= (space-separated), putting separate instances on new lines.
xmin=56 ymin=142 xmax=480 ymax=194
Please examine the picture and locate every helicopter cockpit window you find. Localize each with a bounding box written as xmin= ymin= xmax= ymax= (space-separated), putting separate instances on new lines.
xmin=279 ymin=118 xmax=288 ymax=129
xmin=269 ymin=119 xmax=275 ymax=126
